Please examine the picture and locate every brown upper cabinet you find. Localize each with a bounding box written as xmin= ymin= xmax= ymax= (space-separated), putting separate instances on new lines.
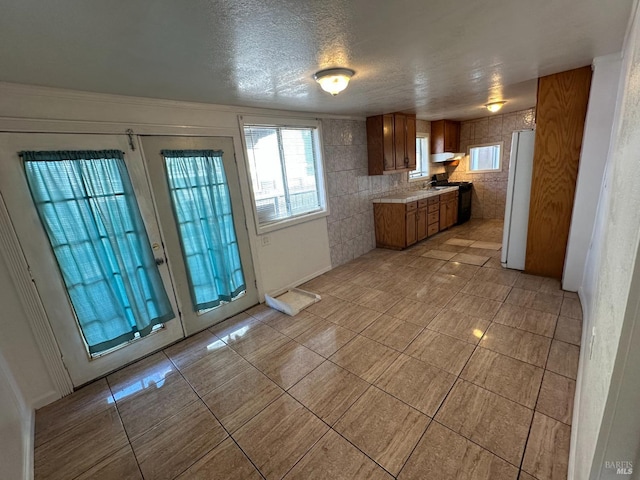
xmin=431 ymin=120 xmax=460 ymax=153
xmin=367 ymin=113 xmax=416 ymax=175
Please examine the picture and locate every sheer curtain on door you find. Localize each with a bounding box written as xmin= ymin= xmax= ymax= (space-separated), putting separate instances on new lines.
xmin=22 ymin=150 xmax=174 ymax=354
xmin=162 ymin=149 xmax=246 ymax=311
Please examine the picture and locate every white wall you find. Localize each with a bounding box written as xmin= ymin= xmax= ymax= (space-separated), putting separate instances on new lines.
xmin=569 ymin=2 xmax=640 ymax=478
xmin=0 ymin=349 xmax=33 ymax=480
xmin=563 ymin=54 xmax=622 ymax=292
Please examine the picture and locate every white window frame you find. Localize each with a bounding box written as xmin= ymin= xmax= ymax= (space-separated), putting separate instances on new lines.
xmin=409 ymin=133 xmax=430 ymax=181
xmin=468 ymin=141 xmax=504 ymax=173
xmin=239 ymin=115 xmax=329 ymax=234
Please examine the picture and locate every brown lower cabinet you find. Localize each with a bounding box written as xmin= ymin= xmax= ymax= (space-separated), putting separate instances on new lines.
xmin=439 ymin=191 xmax=458 ymax=231
xmin=374 ymin=195 xmax=443 ymax=249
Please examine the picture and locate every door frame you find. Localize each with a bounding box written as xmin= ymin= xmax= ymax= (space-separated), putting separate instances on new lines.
xmin=0 ymin=122 xmax=263 ymax=396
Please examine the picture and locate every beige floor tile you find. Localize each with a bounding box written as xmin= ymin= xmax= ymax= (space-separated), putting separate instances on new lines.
xmin=460 ymin=348 xmax=543 ymax=408
xmin=263 ymin=310 xmax=326 ymax=338
xmin=176 ymin=437 xmax=262 ymax=480
xmin=234 ymin=394 xmax=329 ymax=480
xmin=295 ymin=321 xmax=357 ymax=357
xmin=536 ymin=371 xmax=576 ymax=425
xmin=554 ymin=316 xmax=582 ymax=346
xmin=427 ymin=271 xmax=470 ymax=291
xmin=469 ymin=241 xmax=503 ymax=250
xmin=450 ymin=252 xmax=490 ymax=266
xmin=284 ymin=429 xmax=393 ymax=480
xmin=446 ymin=292 xmax=502 ymax=320
xmin=334 ymin=386 xmax=430 ymax=475
xmin=386 ymin=297 xmax=442 ymax=327
xmin=405 ymin=283 xmax=458 ymax=307
xmin=227 ymin=322 xmax=290 ymax=357
xmin=522 ymin=413 xmax=571 ymax=480
xmin=427 ymin=309 xmax=490 ymax=344
xmin=560 ymin=297 xmax=583 ymax=319
xmin=305 ymin=294 xmax=349 ymax=319
xmin=34 ymin=406 xmax=128 ymax=480
xmin=116 ymin=368 xmax=199 ymax=439
xmin=246 ymin=303 xmax=290 ymax=323
xmin=493 ymin=303 xmax=558 ymax=337
xmin=209 ymin=312 xmax=259 ymax=342
xmin=375 ymin=354 xmax=456 ymax=416
xmin=438 ymin=261 xmax=481 ymax=278
xmin=546 ymin=340 xmax=580 ymax=379
xmin=462 ymin=246 xmax=502 ymax=258
xmin=132 ymin=401 xmax=227 ymax=480
xmin=436 ymin=243 xmax=469 ymax=253
xmin=422 ymin=249 xmax=458 ymax=261
xmin=483 ymin=256 xmax=504 ymax=269
xmin=328 ymin=282 xmax=371 ymax=302
xmin=289 ymin=361 xmax=368 ymax=425
xmin=480 ymin=324 xmax=551 ymax=367
xmin=436 ymin=380 xmax=533 ymax=466
xmin=461 ymin=279 xmax=511 ymax=302
xmin=181 ymin=345 xmax=252 ymax=396
xmin=164 ymin=329 xmax=225 ymax=370
xmin=330 ymin=335 xmax=400 ymax=382
xmin=202 ymin=367 xmax=283 ymax=432
xmin=362 ymin=314 xmax=423 ymax=350
xmin=298 ymin=274 xmax=339 ymax=294
xmin=563 ymin=291 xmax=579 ymax=299
xmin=519 ymin=471 xmax=538 ymax=480
xmin=107 ymin=352 xmax=177 ymax=397
xmin=406 ymin=329 xmax=475 ymax=375
xmin=354 ymin=287 xmax=402 ymax=313
xmin=408 ymin=256 xmax=447 ymax=272
xmin=35 ymin=378 xmax=114 ymax=448
xmin=473 ymin=267 xmax=520 ymax=287
xmin=247 ymin=340 xmax=325 ymax=389
xmin=505 ymin=288 xmax=563 ymax=315
xmin=514 ymin=275 xmax=563 ymax=297
xmin=444 ymin=238 xmax=476 ymax=247
xmin=326 ymin=302 xmax=382 ymax=332
xmin=399 ymin=421 xmax=519 ymax=480
xmin=75 ymin=445 xmax=142 ymax=480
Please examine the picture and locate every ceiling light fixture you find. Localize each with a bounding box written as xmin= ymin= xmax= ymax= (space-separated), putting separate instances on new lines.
xmin=314 ymin=68 xmax=355 ymax=96
xmin=485 ymin=101 xmax=506 ymax=113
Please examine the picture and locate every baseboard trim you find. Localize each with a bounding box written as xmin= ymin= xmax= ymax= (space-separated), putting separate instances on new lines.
xmin=23 ymin=408 xmax=34 ymax=480
xmin=31 ymin=390 xmax=62 ymax=410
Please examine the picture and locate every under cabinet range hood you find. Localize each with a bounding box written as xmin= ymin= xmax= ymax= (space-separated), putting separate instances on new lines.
xmin=430 ymin=152 xmax=465 ymax=163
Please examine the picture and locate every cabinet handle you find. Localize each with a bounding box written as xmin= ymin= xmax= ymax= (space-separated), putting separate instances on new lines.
xmin=404 ymin=157 xmax=409 ymax=165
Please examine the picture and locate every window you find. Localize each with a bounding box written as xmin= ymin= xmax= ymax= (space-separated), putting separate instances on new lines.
xmin=409 ymin=134 xmax=430 ymax=180
xmin=242 ymin=117 xmax=327 ymax=232
xmin=469 ymin=142 xmax=503 ymax=172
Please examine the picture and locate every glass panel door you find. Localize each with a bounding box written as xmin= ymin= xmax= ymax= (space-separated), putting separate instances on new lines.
xmin=141 ymin=136 xmax=258 ymax=336
xmin=0 ymin=134 xmax=184 ymax=387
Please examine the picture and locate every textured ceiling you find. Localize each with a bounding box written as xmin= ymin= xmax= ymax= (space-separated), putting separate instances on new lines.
xmin=0 ymin=0 xmax=633 ymax=120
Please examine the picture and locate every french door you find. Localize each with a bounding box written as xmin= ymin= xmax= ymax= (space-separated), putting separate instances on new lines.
xmin=0 ymin=133 xmax=257 ymax=386
xmin=141 ymin=136 xmax=257 ymax=336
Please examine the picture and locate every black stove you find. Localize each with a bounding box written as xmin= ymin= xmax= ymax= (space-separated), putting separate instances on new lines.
xmin=431 ymin=174 xmax=473 ymax=224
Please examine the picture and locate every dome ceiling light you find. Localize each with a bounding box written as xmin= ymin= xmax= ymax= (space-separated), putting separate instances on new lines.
xmin=313 ymin=68 xmax=355 ymax=96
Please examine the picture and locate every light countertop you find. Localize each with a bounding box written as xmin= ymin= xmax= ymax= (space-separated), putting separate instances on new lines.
xmin=372 ymin=186 xmax=459 ymax=204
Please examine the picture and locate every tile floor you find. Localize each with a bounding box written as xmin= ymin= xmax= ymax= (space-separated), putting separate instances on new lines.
xmin=33 ymin=219 xmax=581 ymax=480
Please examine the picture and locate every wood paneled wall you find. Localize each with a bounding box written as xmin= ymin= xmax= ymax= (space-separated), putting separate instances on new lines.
xmin=525 ymin=66 xmax=592 ymax=279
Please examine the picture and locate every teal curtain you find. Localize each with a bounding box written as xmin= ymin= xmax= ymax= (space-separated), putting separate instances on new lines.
xmin=162 ymin=150 xmax=246 ymax=311
xmin=22 ymin=150 xmax=174 ymax=354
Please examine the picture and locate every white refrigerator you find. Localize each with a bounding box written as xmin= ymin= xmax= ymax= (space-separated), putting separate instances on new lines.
xmin=501 ymin=129 xmax=536 ymax=270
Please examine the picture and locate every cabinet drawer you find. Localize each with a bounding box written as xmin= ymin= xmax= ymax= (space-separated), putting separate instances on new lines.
xmin=428 ymin=203 xmax=439 ymax=213
xmin=406 ymin=201 xmax=417 ymax=212
xmin=427 ymin=196 xmax=440 ymax=206
xmin=441 ymin=192 xmax=457 ymax=201
xmin=418 ymin=198 xmax=429 ymax=208
xmin=427 ymin=223 xmax=439 ymax=237
xmin=427 ymin=212 xmax=439 ymax=225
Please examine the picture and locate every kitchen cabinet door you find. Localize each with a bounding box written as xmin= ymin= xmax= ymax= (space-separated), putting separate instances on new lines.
xmin=383 ymin=114 xmax=395 ymax=171
xmin=406 ymin=208 xmax=417 ymax=247
xmin=406 ymin=115 xmax=417 ymax=170
xmin=416 ymin=205 xmax=428 ymax=241
xmin=394 ymin=114 xmax=407 ymax=170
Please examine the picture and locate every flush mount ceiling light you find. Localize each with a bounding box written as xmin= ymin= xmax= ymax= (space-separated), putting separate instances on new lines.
xmin=485 ymin=101 xmax=506 ymax=113
xmin=313 ymin=68 xmax=355 ymax=96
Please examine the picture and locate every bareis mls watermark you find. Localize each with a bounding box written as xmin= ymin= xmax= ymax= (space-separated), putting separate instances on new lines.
xmin=605 ymin=461 xmax=633 ymax=475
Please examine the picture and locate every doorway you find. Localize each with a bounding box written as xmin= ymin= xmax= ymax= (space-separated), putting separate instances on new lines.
xmin=0 ymin=133 xmax=257 ymax=386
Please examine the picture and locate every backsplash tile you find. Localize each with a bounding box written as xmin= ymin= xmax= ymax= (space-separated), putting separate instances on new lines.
xmin=448 ymin=107 xmax=535 ymax=220
xmin=322 ymin=118 xmax=419 ymax=267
